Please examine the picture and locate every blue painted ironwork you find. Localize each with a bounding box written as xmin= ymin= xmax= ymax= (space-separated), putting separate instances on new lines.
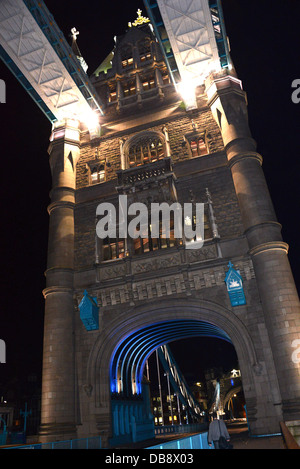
xmin=4 ymin=436 xmax=102 ymax=449
xmin=225 ymin=261 xmax=246 ymax=307
xmin=20 ymin=402 xmax=32 ymax=433
xmin=0 ymin=0 xmax=103 ymax=124
xmin=143 ymin=0 xmax=231 ymax=87
xmin=0 ymin=44 xmax=56 ymax=122
xmin=79 ymin=290 xmax=99 ymax=331
xmin=110 ymin=319 xmax=232 ymax=396
xmin=0 ymin=417 xmax=7 ymax=446
xmin=157 ymin=345 xmax=203 ymax=419
xmin=143 ymin=0 xmax=178 ymax=84
xmin=23 ymin=0 xmax=103 ymax=117
xmin=208 ymin=0 xmax=230 ymax=69
xmin=110 ymin=387 xmax=155 ymax=446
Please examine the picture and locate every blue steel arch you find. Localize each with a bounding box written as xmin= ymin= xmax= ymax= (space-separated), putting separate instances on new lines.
xmin=121 ymin=323 xmax=210 ymax=395
xmin=110 ymin=319 xmax=232 ymax=396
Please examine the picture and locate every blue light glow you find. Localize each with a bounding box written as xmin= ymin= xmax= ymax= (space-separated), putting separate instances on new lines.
xmin=109 ymin=319 xmax=232 ymax=398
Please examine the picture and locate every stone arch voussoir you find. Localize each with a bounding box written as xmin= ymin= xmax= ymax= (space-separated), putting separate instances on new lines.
xmin=86 ymin=298 xmax=259 ymax=410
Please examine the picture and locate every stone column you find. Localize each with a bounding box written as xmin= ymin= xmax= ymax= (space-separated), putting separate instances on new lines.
xmin=206 ymin=70 xmax=300 ymax=422
xmin=39 ymin=119 xmax=80 ymax=441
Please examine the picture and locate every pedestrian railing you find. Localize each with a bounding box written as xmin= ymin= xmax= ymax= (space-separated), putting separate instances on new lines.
xmin=154 ymin=423 xmax=207 ymax=435
xmin=3 ymin=435 xmax=102 ymax=449
xmin=147 ymin=431 xmax=212 ymax=449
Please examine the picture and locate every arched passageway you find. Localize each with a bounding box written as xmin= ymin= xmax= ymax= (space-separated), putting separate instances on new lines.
xmin=87 ymin=299 xmax=280 ymax=445
xmin=107 ymin=314 xmax=251 ymax=445
xmin=110 ymin=319 xmax=232 ymax=397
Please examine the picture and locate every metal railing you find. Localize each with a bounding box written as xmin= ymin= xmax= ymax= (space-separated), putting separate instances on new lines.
xmin=154 ymin=423 xmax=207 ymax=436
xmin=3 ymin=436 xmax=101 ymax=450
xmin=147 ymin=431 xmax=212 ymax=450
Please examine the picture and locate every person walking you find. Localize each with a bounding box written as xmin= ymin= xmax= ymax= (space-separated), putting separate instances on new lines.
xmin=208 ymin=413 xmax=231 ymax=449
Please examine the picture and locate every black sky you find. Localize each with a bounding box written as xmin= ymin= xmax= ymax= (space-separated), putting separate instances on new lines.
xmin=0 ymin=1 xmax=299 ymax=386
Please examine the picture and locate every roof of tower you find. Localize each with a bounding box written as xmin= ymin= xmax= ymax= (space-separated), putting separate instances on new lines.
xmin=92 ymin=9 xmax=155 ymax=78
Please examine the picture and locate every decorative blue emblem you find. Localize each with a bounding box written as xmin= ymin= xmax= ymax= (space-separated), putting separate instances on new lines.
xmin=225 ymin=261 xmax=246 ymax=307
xmin=79 ymin=290 xmax=99 ymax=331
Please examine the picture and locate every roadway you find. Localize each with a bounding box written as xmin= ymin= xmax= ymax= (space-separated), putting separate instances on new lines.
xmin=113 ymin=421 xmax=286 ymax=449
xmin=227 ymin=422 xmax=285 ymax=449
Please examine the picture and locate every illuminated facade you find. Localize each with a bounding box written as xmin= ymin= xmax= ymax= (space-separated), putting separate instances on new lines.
xmin=37 ymin=6 xmax=300 ymax=447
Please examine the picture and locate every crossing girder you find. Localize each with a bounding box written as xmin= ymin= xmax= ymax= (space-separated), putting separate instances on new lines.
xmin=143 ymin=0 xmax=232 ymax=109
xmin=0 ymin=0 xmax=103 ymax=132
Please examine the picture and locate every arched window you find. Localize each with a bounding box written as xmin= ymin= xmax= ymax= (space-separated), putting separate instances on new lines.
xmin=123 ymin=131 xmax=166 ymax=168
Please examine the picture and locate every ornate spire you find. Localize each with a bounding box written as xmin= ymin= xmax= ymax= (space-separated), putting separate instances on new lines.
xmin=128 ymin=9 xmax=150 ymax=28
xmin=70 ymin=27 xmax=88 ymax=73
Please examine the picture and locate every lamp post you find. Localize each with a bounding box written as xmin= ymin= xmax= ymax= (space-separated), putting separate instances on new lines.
xmin=164 ymin=371 xmax=173 ymax=425
xmin=20 ymin=402 xmax=32 ymax=434
xmin=156 ymin=349 xmax=164 ymax=426
xmin=175 ymin=393 xmax=182 ymax=425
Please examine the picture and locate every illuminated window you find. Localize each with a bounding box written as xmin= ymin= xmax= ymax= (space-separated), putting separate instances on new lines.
xmin=122 ymin=57 xmax=133 ymax=68
xmin=123 ymin=79 xmax=136 ymax=97
xmin=162 ymin=73 xmax=170 ymax=85
xmin=134 ymin=213 xmax=175 ymax=255
xmin=184 ymin=209 xmax=213 ymax=245
xmin=109 ymin=86 xmax=117 ymax=102
xmin=102 ymin=236 xmax=125 ymax=261
xmin=138 ymin=39 xmax=152 ymax=63
xmin=185 ymin=130 xmax=208 ymax=158
xmin=121 ymin=44 xmax=134 ymax=69
xmin=89 ymin=161 xmax=106 ymax=184
xmin=128 ymin=135 xmax=164 ymax=167
xmin=142 ymin=75 xmax=156 ymax=91
xmin=190 ymin=138 xmax=206 ymax=157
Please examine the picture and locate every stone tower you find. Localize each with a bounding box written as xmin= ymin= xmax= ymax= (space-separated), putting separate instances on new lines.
xmin=39 ymin=7 xmax=300 ymax=446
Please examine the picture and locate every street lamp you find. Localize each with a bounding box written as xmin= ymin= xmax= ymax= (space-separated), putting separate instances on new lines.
xmin=155 ymin=349 xmax=164 ymax=426
xmin=164 ymin=371 xmax=174 ymax=425
xmin=174 ymin=393 xmax=182 ymax=425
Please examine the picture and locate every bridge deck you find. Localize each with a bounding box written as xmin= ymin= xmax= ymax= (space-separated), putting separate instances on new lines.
xmin=113 ymin=422 xmax=285 ymax=449
xmin=227 ymin=422 xmax=284 ymax=450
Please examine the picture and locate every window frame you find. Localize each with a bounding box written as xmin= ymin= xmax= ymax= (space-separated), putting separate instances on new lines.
xmin=184 ymin=130 xmax=209 ymax=158
xmin=123 ymin=130 xmax=166 ymax=169
xmin=87 ymin=159 xmax=107 ymax=185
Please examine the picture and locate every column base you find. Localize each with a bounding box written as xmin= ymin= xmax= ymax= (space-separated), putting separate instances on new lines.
xmin=282 ymin=399 xmax=300 ymax=422
xmin=39 ymin=422 xmax=77 ymax=443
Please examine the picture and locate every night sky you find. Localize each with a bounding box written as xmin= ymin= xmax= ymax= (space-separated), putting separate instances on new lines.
xmin=0 ymin=1 xmax=299 ymax=391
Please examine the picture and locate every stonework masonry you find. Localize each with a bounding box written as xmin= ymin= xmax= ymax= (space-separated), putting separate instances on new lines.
xmin=39 ymin=21 xmax=300 ymax=446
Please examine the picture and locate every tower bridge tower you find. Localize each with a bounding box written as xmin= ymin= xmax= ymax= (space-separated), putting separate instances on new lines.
xmin=1 ymin=0 xmax=300 ymax=446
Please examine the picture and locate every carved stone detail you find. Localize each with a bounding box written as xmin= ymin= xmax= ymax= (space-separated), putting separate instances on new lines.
xmin=132 ymin=253 xmax=181 ymax=274
xmin=186 ymin=244 xmax=218 ymax=263
xmin=96 ymin=258 xmax=255 ymax=307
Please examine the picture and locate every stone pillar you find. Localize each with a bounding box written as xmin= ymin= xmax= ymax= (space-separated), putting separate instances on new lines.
xmin=206 ymin=70 xmax=300 ymax=422
xmin=39 ymin=119 xmax=80 ymax=441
